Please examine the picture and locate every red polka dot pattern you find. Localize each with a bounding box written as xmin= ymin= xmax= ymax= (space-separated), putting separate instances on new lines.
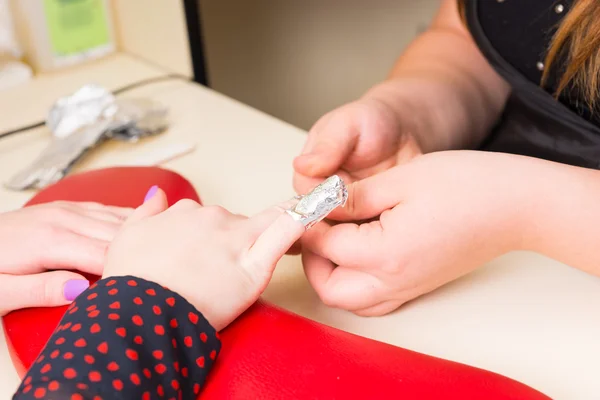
xmin=126 ymin=348 xmax=139 ymax=361
xmin=13 ymin=276 xmax=220 ymax=399
xmin=107 ymin=361 xmax=119 ymax=372
xmin=97 ymin=342 xmax=108 ymax=354
xmin=63 ymin=368 xmax=76 ymax=379
xmin=113 ymin=379 xmax=123 ymax=390
xmin=90 ymin=323 xmax=101 ymax=334
xmin=155 ymin=363 xmax=167 ymax=374
xmin=130 ymin=373 xmax=141 ymax=385
xmin=89 ymin=371 xmax=102 ymax=382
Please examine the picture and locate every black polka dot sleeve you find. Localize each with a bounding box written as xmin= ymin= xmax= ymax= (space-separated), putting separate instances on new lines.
xmin=12 ymin=276 xmax=221 ymax=400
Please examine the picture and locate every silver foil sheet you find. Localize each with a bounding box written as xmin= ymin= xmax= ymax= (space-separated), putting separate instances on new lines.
xmin=286 ymin=175 xmax=348 ymax=229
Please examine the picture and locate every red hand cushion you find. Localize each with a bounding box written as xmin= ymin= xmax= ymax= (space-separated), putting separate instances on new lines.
xmin=204 ymin=301 xmax=550 ymax=400
xmin=2 ymin=167 xmax=550 ymax=399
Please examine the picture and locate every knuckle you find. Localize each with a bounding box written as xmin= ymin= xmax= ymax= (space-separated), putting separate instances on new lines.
xmin=318 ymin=290 xmax=341 ymax=308
xmin=238 ymin=254 xmax=266 ymax=291
xmin=346 ymin=182 xmax=358 ymax=215
xmin=201 ymin=205 xmax=230 ymax=220
xmin=48 ymin=206 xmax=77 ymax=223
xmin=33 ymin=222 xmax=64 ymax=244
xmin=29 ymin=277 xmax=54 ymax=306
xmin=171 ymin=199 xmax=198 ymax=210
xmin=292 ymin=174 xmax=304 ymax=192
xmin=46 ymin=200 xmax=69 ymax=208
xmin=352 ymin=308 xmax=377 ymax=317
xmin=47 ymin=201 xmax=79 ymax=215
xmin=379 ymin=259 xmax=402 ymax=275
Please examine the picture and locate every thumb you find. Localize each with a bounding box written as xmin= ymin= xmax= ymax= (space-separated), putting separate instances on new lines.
xmin=0 ymin=271 xmax=91 ymax=314
xmin=396 ymin=134 xmax=423 ymax=165
xmin=331 ymin=167 xmax=405 ymax=221
xmin=293 ymin=114 xmax=359 ymax=177
xmin=125 ymin=185 xmax=169 ymax=226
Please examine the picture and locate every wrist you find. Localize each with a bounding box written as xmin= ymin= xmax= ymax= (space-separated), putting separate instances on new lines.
xmin=517 ymin=162 xmax=600 ymax=264
xmin=462 ymin=153 xmax=547 ymax=255
xmin=362 ymin=80 xmax=436 ymax=153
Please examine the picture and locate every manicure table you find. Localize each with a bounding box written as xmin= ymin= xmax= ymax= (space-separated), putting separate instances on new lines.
xmin=0 ymin=53 xmax=598 ymax=399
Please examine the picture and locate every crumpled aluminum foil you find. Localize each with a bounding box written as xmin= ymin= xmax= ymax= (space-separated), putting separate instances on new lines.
xmin=5 ymin=84 xmax=169 ymax=191
xmin=106 ymin=98 xmax=169 ymax=142
xmin=286 ymin=175 xmax=348 ymax=229
xmin=47 ymin=84 xmax=116 ymax=139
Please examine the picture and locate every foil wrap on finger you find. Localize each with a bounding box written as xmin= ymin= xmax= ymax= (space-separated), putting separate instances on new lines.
xmin=286 ymin=175 xmax=348 ymax=229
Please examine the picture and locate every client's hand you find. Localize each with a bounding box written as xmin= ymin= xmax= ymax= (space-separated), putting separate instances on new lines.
xmin=0 ymin=202 xmax=132 ymax=315
xmin=103 ymin=187 xmax=305 ymax=331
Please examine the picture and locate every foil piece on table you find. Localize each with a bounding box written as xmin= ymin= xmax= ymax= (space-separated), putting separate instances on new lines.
xmin=105 ymin=98 xmax=169 ymax=142
xmin=286 ymin=175 xmax=348 ymax=229
xmin=5 ymin=84 xmax=171 ymax=191
xmin=47 ymin=84 xmax=115 ymax=139
xmin=5 ymin=116 xmax=114 ymax=191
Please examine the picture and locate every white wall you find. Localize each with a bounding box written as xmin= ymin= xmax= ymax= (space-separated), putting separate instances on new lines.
xmin=200 ymin=0 xmax=439 ymax=130
xmin=111 ymin=0 xmax=193 ymax=77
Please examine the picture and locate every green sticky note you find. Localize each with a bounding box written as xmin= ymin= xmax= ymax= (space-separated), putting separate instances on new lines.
xmin=43 ymin=0 xmax=111 ymax=56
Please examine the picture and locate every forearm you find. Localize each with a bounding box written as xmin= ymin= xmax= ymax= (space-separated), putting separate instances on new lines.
xmin=13 ymin=276 xmax=220 ymax=399
xmin=363 ymin=0 xmax=510 ymax=153
xmin=516 ymin=162 xmax=600 ymax=276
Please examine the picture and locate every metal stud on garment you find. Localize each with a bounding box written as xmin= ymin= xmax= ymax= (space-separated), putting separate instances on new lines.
xmin=555 ymin=4 xmax=565 ymax=14
xmin=536 ymin=61 xmax=545 ymax=71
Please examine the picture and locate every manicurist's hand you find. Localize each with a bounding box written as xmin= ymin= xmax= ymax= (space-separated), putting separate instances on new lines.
xmin=293 ymin=98 xmax=423 ymax=197
xmin=103 ymin=187 xmax=305 ymax=330
xmin=0 ymin=202 xmax=132 ymax=315
xmin=301 ymin=151 xmax=541 ymax=316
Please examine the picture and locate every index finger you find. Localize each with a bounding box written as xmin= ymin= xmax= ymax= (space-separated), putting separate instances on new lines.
xmin=245 ymin=210 xmax=305 ymax=276
xmin=325 ymin=167 xmax=406 ymax=221
xmin=302 ymin=250 xmax=383 ymax=310
xmin=301 ymin=219 xmax=385 ymax=269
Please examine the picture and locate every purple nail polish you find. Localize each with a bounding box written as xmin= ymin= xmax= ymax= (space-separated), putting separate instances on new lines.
xmin=144 ymin=185 xmax=159 ymax=202
xmin=64 ymin=280 xmax=90 ymax=301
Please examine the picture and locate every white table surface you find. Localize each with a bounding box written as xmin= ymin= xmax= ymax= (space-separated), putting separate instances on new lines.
xmin=0 ymin=54 xmax=598 ymax=399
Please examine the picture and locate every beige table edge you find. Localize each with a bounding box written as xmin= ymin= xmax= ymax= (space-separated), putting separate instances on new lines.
xmin=0 ymin=53 xmax=598 ymax=399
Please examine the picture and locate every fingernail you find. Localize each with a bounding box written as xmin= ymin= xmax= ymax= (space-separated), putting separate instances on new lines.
xmin=144 ymin=185 xmax=159 ymax=202
xmin=64 ymin=280 xmax=90 ymax=301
